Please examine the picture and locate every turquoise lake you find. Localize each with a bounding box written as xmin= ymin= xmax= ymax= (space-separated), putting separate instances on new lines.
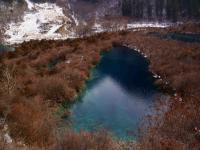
xmin=68 ymin=46 xmax=158 ymax=140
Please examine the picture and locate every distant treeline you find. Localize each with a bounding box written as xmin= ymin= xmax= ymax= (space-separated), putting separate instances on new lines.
xmin=121 ymin=0 xmax=200 ymax=21
xmin=0 ymin=0 xmax=56 ymax=3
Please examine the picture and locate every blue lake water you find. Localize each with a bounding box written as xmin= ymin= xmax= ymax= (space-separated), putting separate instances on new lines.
xmin=166 ymin=33 xmax=200 ymax=43
xmin=149 ymin=32 xmax=200 ymax=43
xmin=0 ymin=44 xmax=15 ymax=54
xmin=68 ymin=46 xmax=158 ymax=140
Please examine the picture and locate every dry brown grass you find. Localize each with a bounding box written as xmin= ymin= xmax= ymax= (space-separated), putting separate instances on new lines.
xmin=37 ymin=77 xmax=75 ymax=103
xmin=0 ymin=23 xmax=199 ymax=149
xmin=51 ymin=131 xmax=118 ymax=150
xmin=136 ymin=96 xmax=200 ymax=150
xmin=7 ymin=95 xmax=56 ymax=146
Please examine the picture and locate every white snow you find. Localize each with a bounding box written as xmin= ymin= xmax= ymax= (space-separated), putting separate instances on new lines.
xmin=71 ymin=12 xmax=79 ymax=26
xmin=92 ymin=21 xmax=171 ymax=34
xmin=153 ymin=74 xmax=161 ymax=79
xmin=67 ymin=3 xmax=79 ymax=26
xmin=93 ymin=22 xmax=105 ymax=33
xmin=5 ymin=0 xmax=75 ymax=44
xmin=65 ymin=60 xmax=71 ymax=64
xmin=25 ymin=0 xmax=34 ymax=10
xmin=4 ymin=133 xmax=12 ymax=144
xmin=127 ymin=22 xmax=171 ymax=29
xmin=179 ymin=97 xmax=183 ymax=102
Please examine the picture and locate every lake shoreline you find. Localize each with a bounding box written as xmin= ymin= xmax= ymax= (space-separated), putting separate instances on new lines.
xmin=0 ymin=22 xmax=199 ymax=149
xmin=68 ymin=46 xmax=159 ymax=141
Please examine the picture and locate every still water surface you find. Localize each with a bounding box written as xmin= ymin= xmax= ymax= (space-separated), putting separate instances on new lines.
xmin=69 ymin=46 xmax=158 ymax=140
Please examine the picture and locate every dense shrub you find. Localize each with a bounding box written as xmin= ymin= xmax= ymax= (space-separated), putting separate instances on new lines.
xmin=8 ymin=96 xmax=56 ymax=146
xmin=53 ymin=131 xmax=117 ymax=150
xmin=38 ymin=77 xmax=75 ymax=103
xmin=137 ymin=96 xmax=200 ymax=150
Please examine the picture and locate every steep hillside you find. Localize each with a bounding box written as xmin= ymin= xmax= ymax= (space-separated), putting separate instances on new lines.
xmin=1 ymin=0 xmax=199 ymax=44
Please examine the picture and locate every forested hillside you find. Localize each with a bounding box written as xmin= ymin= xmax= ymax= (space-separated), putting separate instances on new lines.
xmin=68 ymin=0 xmax=200 ymax=22
xmin=121 ymin=0 xmax=200 ymax=21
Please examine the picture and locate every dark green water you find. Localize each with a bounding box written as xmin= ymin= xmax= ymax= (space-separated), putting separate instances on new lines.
xmin=0 ymin=44 xmax=15 ymax=54
xmin=148 ymin=32 xmax=200 ymax=43
xmin=166 ymin=33 xmax=200 ymax=43
xmin=68 ymin=46 xmax=158 ymax=140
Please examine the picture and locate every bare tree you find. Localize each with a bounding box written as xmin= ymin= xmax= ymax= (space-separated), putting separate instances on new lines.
xmin=75 ymin=20 xmax=94 ymax=38
xmin=0 ymin=65 xmax=16 ymax=95
xmin=101 ymin=17 xmax=128 ymax=32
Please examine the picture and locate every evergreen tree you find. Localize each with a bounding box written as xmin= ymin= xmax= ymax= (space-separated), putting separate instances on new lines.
xmin=121 ymin=0 xmax=200 ymax=21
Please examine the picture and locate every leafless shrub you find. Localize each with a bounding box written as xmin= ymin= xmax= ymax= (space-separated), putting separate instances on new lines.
xmin=0 ymin=65 xmax=16 ymax=95
xmin=52 ymin=131 xmax=117 ymax=150
xmin=8 ymin=96 xmax=57 ymax=146
xmin=37 ymin=77 xmax=75 ymax=103
xmin=75 ymin=22 xmax=93 ymax=38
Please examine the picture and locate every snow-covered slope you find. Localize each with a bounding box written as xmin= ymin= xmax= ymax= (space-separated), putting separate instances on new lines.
xmin=4 ymin=0 xmax=76 ymax=44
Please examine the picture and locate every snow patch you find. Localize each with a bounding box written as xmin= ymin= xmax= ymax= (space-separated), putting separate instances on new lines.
xmin=71 ymin=12 xmax=79 ymax=26
xmin=25 ymin=0 xmax=34 ymax=10
xmin=93 ymin=22 xmax=105 ymax=33
xmin=4 ymin=133 xmax=12 ymax=144
xmin=127 ymin=22 xmax=171 ymax=29
xmin=92 ymin=21 xmax=170 ymax=34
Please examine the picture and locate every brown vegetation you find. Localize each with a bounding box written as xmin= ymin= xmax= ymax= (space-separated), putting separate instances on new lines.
xmin=0 ymin=22 xmax=199 ymax=149
xmin=8 ymin=96 xmax=56 ymax=146
xmin=52 ymin=131 xmax=118 ymax=150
